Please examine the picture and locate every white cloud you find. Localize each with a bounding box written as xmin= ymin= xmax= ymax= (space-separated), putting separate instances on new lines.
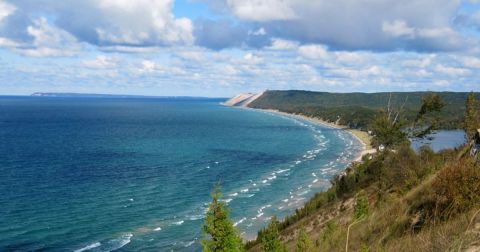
xmin=250 ymin=27 xmax=266 ymax=36
xmin=0 ymin=0 xmax=15 ymax=23
xmin=242 ymin=53 xmax=263 ymax=64
xmin=139 ymin=60 xmax=157 ymax=73
xmin=434 ymin=64 xmax=470 ymax=76
xmin=334 ymin=51 xmax=368 ymax=66
xmin=176 ymin=50 xmax=204 ymax=61
xmin=462 ymin=56 xmax=480 ymax=68
xmin=17 ymin=18 xmax=81 ymax=57
xmin=298 ymin=44 xmax=328 ymax=60
xmin=226 ymin=0 xmax=297 ymax=21
xmin=0 ymin=37 xmax=17 ymax=47
xmin=382 ymin=20 xmax=415 ymax=38
xmin=402 ymin=56 xmax=434 ymax=68
xmin=95 ymin=0 xmax=193 ymax=46
xmin=268 ymin=38 xmax=298 ymax=50
xmin=82 ymin=55 xmax=118 ymax=69
xmin=216 ymin=0 xmax=465 ymax=51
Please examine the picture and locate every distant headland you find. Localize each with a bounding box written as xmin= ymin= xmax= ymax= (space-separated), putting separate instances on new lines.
xmin=30 ymin=92 xmax=218 ymax=99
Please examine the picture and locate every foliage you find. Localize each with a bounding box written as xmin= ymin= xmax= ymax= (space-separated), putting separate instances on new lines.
xmin=464 ymin=92 xmax=479 ymax=140
xmin=249 ymin=90 xmax=478 ymax=130
xmin=353 ymin=191 xmax=369 ymax=220
xmin=260 ymin=216 xmax=286 ymax=252
xmin=370 ymin=111 xmax=407 ymax=148
xmin=295 ymin=227 xmax=313 ymax=252
xmin=411 ymin=93 xmax=445 ymax=137
xmin=416 ymin=93 xmax=445 ymax=121
xmin=431 ymin=158 xmax=480 ymax=219
xmin=202 ymin=185 xmax=244 ymax=252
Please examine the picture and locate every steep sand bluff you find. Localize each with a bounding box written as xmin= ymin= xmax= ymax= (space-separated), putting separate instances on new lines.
xmin=223 ymin=92 xmax=264 ymax=107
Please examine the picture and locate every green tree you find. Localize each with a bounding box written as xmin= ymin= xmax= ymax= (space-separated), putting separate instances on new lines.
xmin=201 ymin=185 xmax=244 ymax=252
xmin=412 ymin=93 xmax=445 ymax=137
xmin=295 ymin=227 xmax=313 ymax=252
xmin=261 ymin=216 xmax=286 ymax=252
xmin=353 ymin=191 xmax=369 ymax=220
xmin=464 ymin=92 xmax=478 ymax=141
xmin=370 ymin=111 xmax=407 ymax=148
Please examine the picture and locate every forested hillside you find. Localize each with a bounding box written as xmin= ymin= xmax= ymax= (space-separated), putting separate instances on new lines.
xmin=249 ymin=90 xmax=477 ymax=130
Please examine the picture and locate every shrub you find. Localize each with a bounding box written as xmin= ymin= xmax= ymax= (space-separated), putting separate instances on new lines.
xmin=354 ymin=191 xmax=369 ymax=220
xmin=432 ymin=158 xmax=480 ymax=219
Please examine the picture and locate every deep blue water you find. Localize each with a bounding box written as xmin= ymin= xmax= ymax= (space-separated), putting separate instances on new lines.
xmin=0 ymin=97 xmax=362 ymax=251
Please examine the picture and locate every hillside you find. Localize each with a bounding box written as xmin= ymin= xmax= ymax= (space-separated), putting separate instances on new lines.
xmin=236 ymin=90 xmax=480 ymax=252
xmin=248 ymin=90 xmax=477 ymax=130
xmin=246 ymin=145 xmax=480 ymax=251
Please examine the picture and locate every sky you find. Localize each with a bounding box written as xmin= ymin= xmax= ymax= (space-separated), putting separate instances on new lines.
xmin=0 ymin=0 xmax=479 ymax=97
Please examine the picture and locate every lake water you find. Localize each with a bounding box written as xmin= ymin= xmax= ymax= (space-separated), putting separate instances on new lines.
xmin=410 ymin=130 xmax=466 ymax=152
xmin=0 ymin=97 xmax=362 ymax=251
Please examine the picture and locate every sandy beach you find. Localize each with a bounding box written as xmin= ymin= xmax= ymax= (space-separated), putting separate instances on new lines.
xmin=258 ymin=108 xmax=377 ymax=162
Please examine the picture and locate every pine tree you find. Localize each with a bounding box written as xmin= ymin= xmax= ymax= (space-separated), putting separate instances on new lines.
xmin=295 ymin=227 xmax=313 ymax=252
xmin=464 ymin=92 xmax=478 ymax=141
xmin=353 ymin=191 xmax=369 ymax=220
xmin=261 ymin=216 xmax=286 ymax=252
xmin=201 ymin=185 xmax=244 ymax=252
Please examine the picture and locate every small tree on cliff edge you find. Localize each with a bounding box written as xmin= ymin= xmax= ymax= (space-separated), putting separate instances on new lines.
xmin=261 ymin=216 xmax=286 ymax=252
xmin=201 ymin=184 xmax=244 ymax=252
xmin=464 ymin=92 xmax=479 ymax=141
xmin=295 ymin=226 xmax=313 ymax=252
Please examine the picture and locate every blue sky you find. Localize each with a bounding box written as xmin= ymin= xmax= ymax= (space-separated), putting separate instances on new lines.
xmin=0 ymin=0 xmax=479 ymax=96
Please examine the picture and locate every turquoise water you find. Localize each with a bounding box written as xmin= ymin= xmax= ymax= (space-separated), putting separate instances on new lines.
xmin=0 ymin=97 xmax=362 ymax=251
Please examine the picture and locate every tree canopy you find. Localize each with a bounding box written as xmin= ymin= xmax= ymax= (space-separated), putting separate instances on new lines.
xmin=202 ymin=185 xmax=244 ymax=252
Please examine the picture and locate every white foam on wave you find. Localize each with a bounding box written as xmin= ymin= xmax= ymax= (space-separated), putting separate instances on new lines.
xmin=104 ymin=233 xmax=133 ymax=252
xmin=187 ymin=214 xmax=203 ymax=221
xmin=297 ymin=190 xmax=310 ymax=196
xmin=240 ymin=188 xmax=249 ymax=193
xmin=223 ymin=198 xmax=233 ymax=203
xmin=173 ymin=220 xmax=184 ymax=225
xmin=74 ymin=242 xmax=101 ymax=252
xmin=229 ymin=192 xmax=238 ymax=197
xmin=267 ymin=175 xmax=276 ymax=180
xmin=276 ymin=168 xmax=290 ymax=174
xmin=233 ymin=217 xmax=247 ymax=227
xmin=184 ymin=239 xmax=196 ymax=247
xmin=313 ymin=179 xmax=319 ymax=183
xmin=154 ymin=227 xmax=162 ymax=231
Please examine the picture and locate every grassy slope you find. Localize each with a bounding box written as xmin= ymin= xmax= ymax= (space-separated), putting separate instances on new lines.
xmin=249 ymin=90 xmax=477 ymax=130
xmin=247 ymin=146 xmax=480 ymax=252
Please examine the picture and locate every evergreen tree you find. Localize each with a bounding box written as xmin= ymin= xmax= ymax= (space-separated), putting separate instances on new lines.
xmin=353 ymin=191 xmax=369 ymax=220
xmin=464 ymin=92 xmax=478 ymax=141
xmin=295 ymin=227 xmax=313 ymax=252
xmin=412 ymin=93 xmax=445 ymax=137
xmin=261 ymin=216 xmax=286 ymax=252
xmin=201 ymin=185 xmax=244 ymax=252
xmin=370 ymin=111 xmax=407 ymax=148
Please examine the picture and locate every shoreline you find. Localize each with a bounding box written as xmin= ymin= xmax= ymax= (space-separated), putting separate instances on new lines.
xmin=224 ymin=104 xmax=377 ymax=242
xmin=256 ymin=108 xmax=376 ymax=162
